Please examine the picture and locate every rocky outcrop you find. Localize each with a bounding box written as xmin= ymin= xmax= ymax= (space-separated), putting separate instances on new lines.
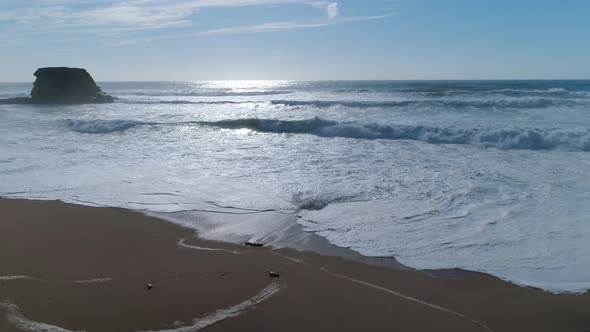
xmin=0 ymin=67 xmax=115 ymax=105
xmin=31 ymin=67 xmax=114 ymax=104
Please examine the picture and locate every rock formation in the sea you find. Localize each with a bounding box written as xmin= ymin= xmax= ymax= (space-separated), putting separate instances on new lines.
xmin=0 ymin=67 xmax=115 ymax=105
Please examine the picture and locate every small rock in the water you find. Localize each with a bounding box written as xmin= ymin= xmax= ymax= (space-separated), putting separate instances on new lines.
xmin=147 ymin=283 xmax=153 ymax=290
xmin=244 ymin=242 xmax=264 ymax=247
xmin=31 ymin=67 xmax=115 ymax=104
xmin=0 ymin=67 xmax=115 ymax=105
xmin=268 ymin=271 xmax=280 ymax=278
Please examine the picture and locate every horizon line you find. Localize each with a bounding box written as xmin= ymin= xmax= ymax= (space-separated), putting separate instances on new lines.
xmin=2 ymin=78 xmax=590 ymax=84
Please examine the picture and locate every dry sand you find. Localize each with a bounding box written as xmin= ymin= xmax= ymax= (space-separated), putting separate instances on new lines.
xmin=0 ymin=198 xmax=589 ymax=331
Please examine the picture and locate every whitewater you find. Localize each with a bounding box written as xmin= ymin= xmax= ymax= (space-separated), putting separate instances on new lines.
xmin=1 ymin=80 xmax=589 ymax=293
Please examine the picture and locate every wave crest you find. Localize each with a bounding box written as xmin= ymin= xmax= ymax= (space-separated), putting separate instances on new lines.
xmin=486 ymin=88 xmax=589 ymax=99
xmin=116 ymin=90 xmax=293 ymax=97
xmin=114 ymin=97 xmax=584 ymax=109
xmin=199 ymin=117 xmax=590 ymax=151
xmin=64 ymin=117 xmax=590 ymax=151
xmin=66 ymin=119 xmax=148 ymax=134
xmin=419 ymin=88 xmax=590 ymax=99
xmin=117 ymin=100 xmax=250 ymax=105
xmin=270 ymin=98 xmax=579 ymax=109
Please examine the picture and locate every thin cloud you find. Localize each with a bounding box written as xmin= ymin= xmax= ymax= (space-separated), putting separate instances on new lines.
xmin=308 ymin=1 xmax=339 ymax=19
xmin=1 ymin=0 xmax=308 ymax=31
xmin=196 ymin=21 xmax=331 ymax=35
xmin=104 ymin=37 xmax=153 ymax=47
xmin=0 ymin=0 xmax=396 ymax=47
xmin=106 ymin=13 xmax=396 ymax=47
xmin=327 ymin=3 xmax=339 ymax=19
xmin=196 ymin=13 xmax=396 ymax=36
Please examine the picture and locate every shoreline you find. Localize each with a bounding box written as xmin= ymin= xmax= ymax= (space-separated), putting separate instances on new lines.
xmin=1 ymin=198 xmax=589 ymax=331
xmin=2 ymin=196 xmax=560 ymax=290
xmin=147 ymin=208 xmax=517 ymax=286
xmin=3 ymin=196 xmax=590 ymax=293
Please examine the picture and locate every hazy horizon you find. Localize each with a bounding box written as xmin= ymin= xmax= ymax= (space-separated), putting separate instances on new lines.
xmin=5 ymin=78 xmax=590 ymax=84
xmin=2 ymin=0 xmax=590 ymax=81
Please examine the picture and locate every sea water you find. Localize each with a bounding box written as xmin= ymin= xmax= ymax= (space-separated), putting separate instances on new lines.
xmin=1 ymin=80 xmax=589 ymax=293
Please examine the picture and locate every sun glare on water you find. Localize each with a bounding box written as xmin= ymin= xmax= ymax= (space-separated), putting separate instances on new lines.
xmin=198 ymin=80 xmax=292 ymax=91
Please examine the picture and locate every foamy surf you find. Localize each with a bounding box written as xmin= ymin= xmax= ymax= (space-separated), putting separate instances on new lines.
xmin=64 ymin=117 xmax=590 ymax=151
xmin=270 ymin=97 xmax=580 ymax=109
xmin=115 ymin=90 xmax=293 ymax=97
xmin=2 ymin=80 xmax=590 ymax=293
xmin=198 ymin=117 xmax=590 ymax=151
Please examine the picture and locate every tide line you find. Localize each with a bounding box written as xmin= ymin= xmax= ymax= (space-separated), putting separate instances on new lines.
xmin=0 ymin=302 xmax=83 ymax=332
xmin=320 ymin=267 xmax=493 ymax=332
xmin=139 ymin=281 xmax=285 ymax=332
xmin=177 ymin=238 xmax=253 ymax=255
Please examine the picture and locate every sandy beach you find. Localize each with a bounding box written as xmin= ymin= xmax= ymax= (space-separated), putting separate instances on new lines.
xmin=0 ymin=198 xmax=588 ymax=332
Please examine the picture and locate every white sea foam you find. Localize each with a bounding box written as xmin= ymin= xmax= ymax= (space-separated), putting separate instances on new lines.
xmin=116 ymin=90 xmax=293 ymax=97
xmin=117 ymin=100 xmax=253 ymax=105
xmin=270 ymin=97 xmax=581 ymax=109
xmin=197 ymin=117 xmax=590 ymax=151
xmin=64 ymin=117 xmax=590 ymax=151
xmin=417 ymin=87 xmax=590 ymax=99
xmin=2 ymin=80 xmax=590 ymax=293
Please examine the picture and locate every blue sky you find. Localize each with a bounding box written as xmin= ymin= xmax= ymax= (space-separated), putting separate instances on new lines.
xmin=1 ymin=0 xmax=589 ymax=81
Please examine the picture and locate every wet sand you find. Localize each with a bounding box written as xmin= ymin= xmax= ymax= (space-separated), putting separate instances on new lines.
xmin=0 ymin=198 xmax=589 ymax=331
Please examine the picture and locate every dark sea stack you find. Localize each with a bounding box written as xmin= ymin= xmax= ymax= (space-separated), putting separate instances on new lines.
xmin=0 ymin=67 xmax=115 ymax=105
xmin=30 ymin=67 xmax=115 ymax=104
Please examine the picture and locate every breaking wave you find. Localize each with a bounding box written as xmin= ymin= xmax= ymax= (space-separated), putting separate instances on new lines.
xmin=116 ymin=99 xmax=253 ymax=105
xmin=198 ymin=117 xmax=590 ymax=151
xmin=64 ymin=117 xmax=590 ymax=151
xmin=483 ymin=88 xmax=590 ymax=99
xmin=65 ymin=119 xmax=149 ymax=134
xmin=418 ymin=88 xmax=590 ymax=99
xmin=116 ymin=90 xmax=293 ymax=97
xmin=115 ymin=97 xmax=584 ymax=109
xmin=270 ymin=98 xmax=580 ymax=109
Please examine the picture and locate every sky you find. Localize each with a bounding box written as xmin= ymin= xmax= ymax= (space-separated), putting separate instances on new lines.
xmin=1 ymin=0 xmax=589 ymax=81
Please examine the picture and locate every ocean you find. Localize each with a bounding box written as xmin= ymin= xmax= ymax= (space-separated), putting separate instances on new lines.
xmin=1 ymin=80 xmax=589 ymax=293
